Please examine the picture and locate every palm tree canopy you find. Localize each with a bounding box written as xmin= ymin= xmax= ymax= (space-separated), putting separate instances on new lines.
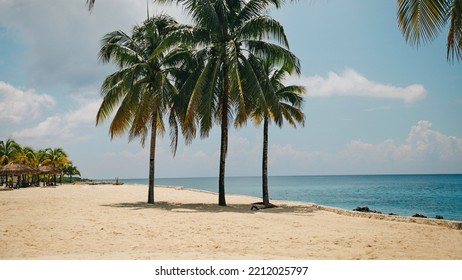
xmin=96 ymin=15 xmax=182 ymax=153
xmin=0 ymin=139 xmax=22 ymax=165
xmin=41 ymin=148 xmax=69 ymax=169
xmin=397 ymin=0 xmax=462 ymax=62
xmin=248 ymin=55 xmax=305 ymax=128
xmin=162 ymin=0 xmax=299 ymax=137
xmin=64 ymin=162 xmax=82 ymax=177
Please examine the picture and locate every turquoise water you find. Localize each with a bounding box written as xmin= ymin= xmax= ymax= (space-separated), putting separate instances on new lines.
xmin=118 ymin=174 xmax=462 ymax=221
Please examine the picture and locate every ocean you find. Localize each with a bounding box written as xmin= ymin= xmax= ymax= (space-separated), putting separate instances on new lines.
xmin=117 ymin=174 xmax=462 ymax=221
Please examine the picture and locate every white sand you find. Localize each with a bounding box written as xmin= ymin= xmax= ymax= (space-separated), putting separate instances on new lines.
xmin=0 ymin=184 xmax=461 ymax=259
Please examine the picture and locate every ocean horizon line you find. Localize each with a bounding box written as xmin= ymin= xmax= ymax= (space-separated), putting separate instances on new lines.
xmin=95 ymin=173 xmax=462 ymax=181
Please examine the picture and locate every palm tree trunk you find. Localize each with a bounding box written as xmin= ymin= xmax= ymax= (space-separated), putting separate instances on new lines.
xmin=218 ymin=74 xmax=229 ymax=207
xmin=148 ymin=109 xmax=158 ymax=204
xmin=262 ymin=116 xmax=270 ymax=206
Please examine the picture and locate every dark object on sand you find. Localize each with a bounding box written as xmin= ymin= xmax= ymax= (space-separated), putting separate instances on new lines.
xmin=435 ymin=215 xmax=444 ymax=219
xmin=250 ymin=202 xmax=277 ymax=211
xmin=353 ymin=206 xmax=382 ymax=214
xmin=412 ymin=213 xmax=427 ymax=218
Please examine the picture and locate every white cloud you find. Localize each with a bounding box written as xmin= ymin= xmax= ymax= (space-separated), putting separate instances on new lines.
xmin=340 ymin=120 xmax=462 ymax=164
xmin=393 ymin=120 xmax=462 ymax=161
xmin=248 ymin=120 xmax=462 ymax=175
xmin=12 ymin=98 xmax=100 ymax=142
xmin=290 ymin=69 xmax=426 ymax=103
xmin=0 ymin=0 xmax=186 ymax=88
xmin=0 ymin=81 xmax=55 ymax=123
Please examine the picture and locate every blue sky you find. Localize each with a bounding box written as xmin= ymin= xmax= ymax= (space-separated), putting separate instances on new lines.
xmin=1 ymin=0 xmax=461 ymax=179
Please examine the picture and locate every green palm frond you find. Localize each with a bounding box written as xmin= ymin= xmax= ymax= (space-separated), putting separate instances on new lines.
xmin=238 ymin=16 xmax=289 ymax=48
xmin=447 ymin=0 xmax=462 ymax=61
xmin=397 ymin=0 xmax=450 ymax=46
xmin=183 ymin=0 xmax=220 ymax=31
xmin=236 ymin=0 xmax=282 ymax=26
xmin=185 ymin=57 xmax=220 ymax=138
xmin=247 ymin=40 xmax=301 ymax=74
xmin=397 ymin=0 xmax=462 ymax=62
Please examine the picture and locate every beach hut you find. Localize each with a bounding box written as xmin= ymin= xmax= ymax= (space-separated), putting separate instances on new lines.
xmin=0 ymin=163 xmax=38 ymax=188
xmin=38 ymin=165 xmax=62 ymax=186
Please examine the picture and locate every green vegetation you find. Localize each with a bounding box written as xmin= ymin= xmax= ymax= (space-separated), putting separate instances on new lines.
xmin=0 ymin=139 xmax=81 ymax=186
xmin=248 ymin=56 xmax=305 ymax=207
xmin=397 ymin=0 xmax=462 ymax=62
xmin=97 ymin=15 xmax=189 ymax=203
xmin=91 ymin=0 xmax=306 ymax=206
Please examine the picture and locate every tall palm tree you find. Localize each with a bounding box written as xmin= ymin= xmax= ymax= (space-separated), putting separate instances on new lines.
xmin=248 ymin=56 xmax=305 ymax=207
xmin=161 ymin=0 xmax=298 ymax=206
xmin=397 ymin=0 xmax=462 ymax=62
xmin=96 ymin=15 xmax=182 ymax=204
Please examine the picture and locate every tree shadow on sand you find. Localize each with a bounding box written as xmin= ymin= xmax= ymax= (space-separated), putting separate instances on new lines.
xmin=101 ymin=201 xmax=318 ymax=216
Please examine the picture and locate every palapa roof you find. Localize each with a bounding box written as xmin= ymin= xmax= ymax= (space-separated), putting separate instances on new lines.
xmin=0 ymin=163 xmax=38 ymax=175
xmin=38 ymin=165 xmax=62 ymax=175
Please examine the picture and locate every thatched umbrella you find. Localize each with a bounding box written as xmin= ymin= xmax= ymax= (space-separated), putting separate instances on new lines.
xmin=0 ymin=163 xmax=37 ymax=175
xmin=38 ymin=165 xmax=62 ymax=186
xmin=38 ymin=165 xmax=61 ymax=175
xmin=0 ymin=163 xmax=37 ymax=188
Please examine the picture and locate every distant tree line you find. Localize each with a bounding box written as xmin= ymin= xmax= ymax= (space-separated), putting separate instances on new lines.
xmin=0 ymin=139 xmax=81 ymax=186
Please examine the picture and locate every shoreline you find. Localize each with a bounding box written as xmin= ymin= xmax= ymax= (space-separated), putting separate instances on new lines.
xmin=1 ymin=183 xmax=461 ymax=259
xmin=112 ymin=174 xmax=462 ymax=222
xmin=98 ymin=183 xmax=462 ymax=229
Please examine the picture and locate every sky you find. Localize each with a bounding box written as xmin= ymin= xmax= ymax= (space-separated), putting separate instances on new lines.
xmin=0 ymin=0 xmax=461 ymax=179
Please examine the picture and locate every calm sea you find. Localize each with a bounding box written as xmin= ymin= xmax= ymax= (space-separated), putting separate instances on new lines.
xmin=117 ymin=174 xmax=462 ymax=221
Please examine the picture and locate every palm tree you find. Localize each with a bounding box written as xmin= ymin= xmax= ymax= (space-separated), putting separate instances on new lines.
xmin=0 ymin=139 xmax=22 ymax=185
xmin=63 ymin=162 xmax=81 ymax=183
xmin=22 ymin=147 xmax=42 ymax=185
xmin=0 ymin=139 xmax=21 ymax=165
xmin=42 ymin=148 xmax=69 ymax=184
xmin=161 ymin=0 xmax=298 ymax=206
xmin=248 ymin=56 xmax=305 ymax=207
xmin=397 ymin=0 xmax=462 ymax=62
xmin=96 ymin=15 xmax=182 ymax=204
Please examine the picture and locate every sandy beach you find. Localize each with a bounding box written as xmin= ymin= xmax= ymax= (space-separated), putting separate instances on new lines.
xmin=0 ymin=183 xmax=461 ymax=260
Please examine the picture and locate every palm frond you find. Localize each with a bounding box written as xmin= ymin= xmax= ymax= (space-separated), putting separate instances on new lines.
xmin=183 ymin=0 xmax=220 ymax=31
xmin=185 ymin=57 xmax=220 ymax=138
xmin=238 ymin=16 xmax=290 ymax=48
xmin=397 ymin=0 xmax=451 ymax=46
xmin=247 ymin=40 xmax=301 ymax=74
xmin=447 ymin=0 xmax=462 ymax=61
xmin=235 ymin=0 xmax=282 ymax=26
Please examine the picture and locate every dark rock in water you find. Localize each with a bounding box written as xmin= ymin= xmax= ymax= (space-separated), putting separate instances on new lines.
xmin=412 ymin=213 xmax=427 ymax=218
xmin=353 ymin=206 xmax=370 ymax=212
xmin=435 ymin=215 xmax=444 ymax=220
xmin=353 ymin=206 xmax=382 ymax=214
